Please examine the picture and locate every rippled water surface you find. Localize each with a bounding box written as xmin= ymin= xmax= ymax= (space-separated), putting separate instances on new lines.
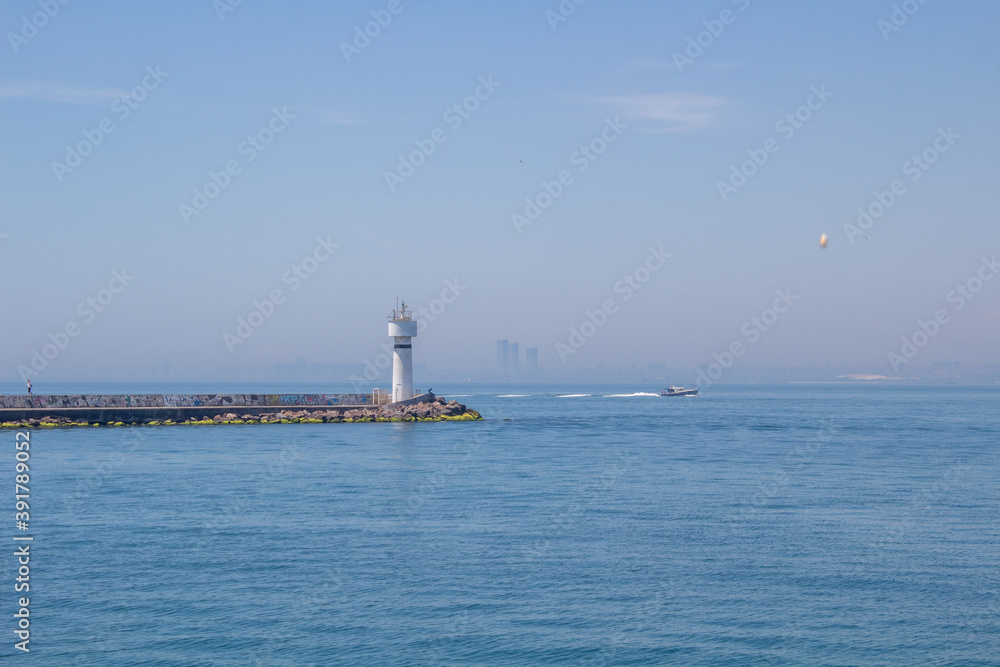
xmin=4 ymin=383 xmax=999 ymax=665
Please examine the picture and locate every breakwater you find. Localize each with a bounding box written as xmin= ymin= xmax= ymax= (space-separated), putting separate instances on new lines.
xmin=0 ymin=393 xmax=481 ymax=427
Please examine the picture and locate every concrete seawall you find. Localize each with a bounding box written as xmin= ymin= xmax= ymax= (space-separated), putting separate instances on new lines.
xmin=0 ymin=393 xmax=382 ymax=410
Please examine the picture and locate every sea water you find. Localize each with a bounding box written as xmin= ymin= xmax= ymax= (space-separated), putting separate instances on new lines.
xmin=2 ymin=383 xmax=998 ymax=665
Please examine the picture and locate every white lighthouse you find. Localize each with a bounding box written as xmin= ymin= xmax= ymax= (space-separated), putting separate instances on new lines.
xmin=388 ymin=300 xmax=418 ymax=403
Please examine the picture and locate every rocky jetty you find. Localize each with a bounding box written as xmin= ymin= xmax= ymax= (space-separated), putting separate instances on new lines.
xmin=0 ymin=396 xmax=481 ymax=428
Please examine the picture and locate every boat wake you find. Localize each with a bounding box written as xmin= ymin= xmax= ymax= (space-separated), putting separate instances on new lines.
xmin=603 ymin=392 xmax=660 ymax=398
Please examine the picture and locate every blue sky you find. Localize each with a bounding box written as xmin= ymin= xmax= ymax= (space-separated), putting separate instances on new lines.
xmin=2 ymin=0 xmax=999 ymax=381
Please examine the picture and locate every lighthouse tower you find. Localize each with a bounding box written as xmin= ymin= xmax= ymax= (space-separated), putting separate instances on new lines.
xmin=388 ymin=300 xmax=418 ymax=403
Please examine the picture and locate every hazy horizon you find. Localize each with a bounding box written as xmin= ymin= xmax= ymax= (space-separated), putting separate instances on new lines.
xmin=3 ymin=1 xmax=999 ymax=384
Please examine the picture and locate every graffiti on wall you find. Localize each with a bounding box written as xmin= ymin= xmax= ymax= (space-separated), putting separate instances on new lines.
xmin=272 ymin=394 xmax=363 ymax=406
xmin=0 ymin=394 xmax=165 ymax=409
xmin=162 ymin=395 xmax=249 ymax=407
xmin=0 ymin=393 xmax=372 ymax=409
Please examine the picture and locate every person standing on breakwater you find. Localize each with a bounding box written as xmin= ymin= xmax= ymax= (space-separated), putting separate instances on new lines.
xmin=26 ymin=379 xmax=32 ymax=396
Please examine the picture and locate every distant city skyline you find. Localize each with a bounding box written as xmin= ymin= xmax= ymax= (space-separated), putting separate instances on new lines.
xmin=497 ymin=339 xmax=540 ymax=377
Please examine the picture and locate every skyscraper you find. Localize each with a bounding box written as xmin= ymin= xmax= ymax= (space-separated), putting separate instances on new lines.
xmin=526 ymin=347 xmax=538 ymax=370
xmin=497 ymin=339 xmax=509 ymax=375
